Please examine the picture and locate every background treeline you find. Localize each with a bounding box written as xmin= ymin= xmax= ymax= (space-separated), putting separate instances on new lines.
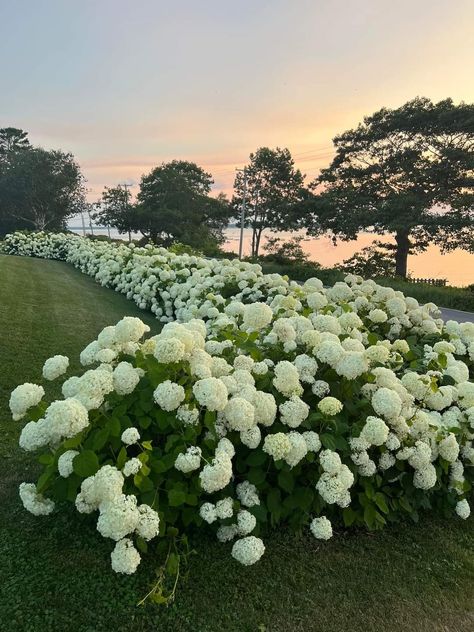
xmin=1 ymin=97 xmax=473 ymax=279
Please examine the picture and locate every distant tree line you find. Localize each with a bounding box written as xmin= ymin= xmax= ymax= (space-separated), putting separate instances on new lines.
xmin=1 ymin=97 xmax=473 ymax=276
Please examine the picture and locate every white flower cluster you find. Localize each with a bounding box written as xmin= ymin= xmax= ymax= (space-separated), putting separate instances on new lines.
xmin=42 ymin=355 xmax=69 ymax=381
xmin=8 ymin=233 xmax=474 ymax=576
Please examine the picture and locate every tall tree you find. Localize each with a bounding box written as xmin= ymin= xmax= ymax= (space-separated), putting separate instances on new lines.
xmin=0 ymin=147 xmax=84 ymax=232
xmin=232 ymin=147 xmax=306 ymax=257
xmin=306 ymin=98 xmax=474 ymax=277
xmin=0 ymin=127 xmax=30 ymax=160
xmin=93 ymin=185 xmax=135 ymax=240
xmin=136 ymin=160 xmax=231 ymax=252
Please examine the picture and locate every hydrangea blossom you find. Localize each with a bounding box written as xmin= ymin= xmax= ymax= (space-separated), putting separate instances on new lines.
xmin=42 ymin=355 xmax=69 ymax=381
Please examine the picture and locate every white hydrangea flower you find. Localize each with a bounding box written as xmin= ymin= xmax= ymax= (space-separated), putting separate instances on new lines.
xmin=237 ymin=509 xmax=257 ymax=535
xmin=136 ymin=504 xmax=160 ymax=540
xmin=97 ymin=494 xmax=140 ymax=541
xmin=19 ymin=482 xmax=55 ymax=515
xmin=457 ymin=381 xmax=474 ymax=409
xmin=253 ymin=391 xmax=277 ymax=427
xmin=371 ymin=387 xmax=402 ymax=421
xmin=231 ymin=536 xmax=265 ymax=565
xmin=154 ymin=337 xmax=185 ymax=364
xmin=368 ymin=309 xmax=388 ymax=323
xmin=42 ymin=355 xmax=69 ymax=381
xmin=438 ymin=433 xmax=460 ymax=463
xmin=57 ymin=450 xmax=79 ymax=478
xmin=360 ymin=416 xmax=390 ymax=447
xmin=174 ymin=446 xmax=202 ymax=473
xmin=379 ymin=452 xmax=396 ymax=470
xmin=154 ymin=380 xmax=185 ymax=411
xmin=199 ymin=452 xmax=233 ymax=493
xmin=166 ymin=400 xmax=193 ymax=425
xmin=9 ymin=383 xmax=45 ymax=421
xmin=318 ymin=397 xmax=343 ymax=416
xmin=279 ymin=396 xmax=310 ymax=428
xmin=312 ymin=380 xmax=330 ymax=397
xmin=413 ymin=464 xmax=437 ymax=490
xmin=200 ymin=502 xmax=217 ymax=524
xmin=319 ymin=449 xmax=342 ymax=475
xmin=80 ymin=340 xmax=101 ymax=366
xmin=121 ymin=427 xmax=140 ymax=445
xmin=216 ymin=497 xmax=234 ymax=519
xmin=455 ymin=499 xmax=470 ymax=520
xmin=240 ymin=426 xmax=261 ymax=449
xmin=310 ymin=516 xmax=332 ymax=540
xmin=224 ymin=397 xmax=255 ymax=431
xmin=115 ymin=316 xmax=150 ymax=343
xmin=111 ymin=538 xmax=141 ymax=574
xmin=193 ymin=377 xmax=228 ymax=411
xmin=75 ymin=465 xmax=124 ymax=513
xmin=113 ymin=361 xmax=142 ymax=395
xmin=43 ymin=398 xmax=89 ymax=445
xmin=285 ymin=432 xmax=308 ymax=467
xmin=273 ymin=361 xmax=303 ymax=397
xmin=263 ymin=432 xmax=292 ymax=460
xmin=236 ymin=481 xmax=260 ymax=507
xmin=123 ymin=458 xmax=143 ymax=477
xmin=242 ymin=302 xmax=273 ymax=331
xmin=302 ymin=431 xmax=321 ymax=452
xmin=217 ymin=524 xmax=239 ymax=542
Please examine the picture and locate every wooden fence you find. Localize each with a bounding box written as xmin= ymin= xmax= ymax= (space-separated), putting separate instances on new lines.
xmin=406 ymin=278 xmax=447 ymax=287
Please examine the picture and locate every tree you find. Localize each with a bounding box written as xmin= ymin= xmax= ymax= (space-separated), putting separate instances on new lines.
xmin=0 ymin=127 xmax=30 ymax=160
xmin=306 ymin=98 xmax=474 ymax=277
xmin=0 ymin=146 xmax=84 ymax=232
xmin=262 ymin=235 xmax=309 ymax=264
xmin=136 ymin=160 xmax=231 ymax=252
xmin=0 ymin=128 xmax=32 ymax=234
xmin=340 ymin=241 xmax=397 ymax=278
xmin=232 ymin=147 xmax=306 ymax=257
xmin=93 ymin=185 xmax=135 ymax=240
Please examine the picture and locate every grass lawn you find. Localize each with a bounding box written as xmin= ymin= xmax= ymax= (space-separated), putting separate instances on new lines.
xmin=0 ymin=253 xmax=473 ymax=632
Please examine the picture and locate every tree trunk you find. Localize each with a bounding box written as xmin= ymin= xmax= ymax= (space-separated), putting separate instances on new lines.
xmin=251 ymin=227 xmax=256 ymax=258
xmin=255 ymin=228 xmax=263 ymax=258
xmin=395 ymin=230 xmax=410 ymax=277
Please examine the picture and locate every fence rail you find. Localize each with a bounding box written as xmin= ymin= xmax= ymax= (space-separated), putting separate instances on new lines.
xmin=407 ymin=278 xmax=447 ymax=287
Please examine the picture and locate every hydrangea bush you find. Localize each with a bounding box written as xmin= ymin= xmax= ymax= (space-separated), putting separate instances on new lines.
xmin=6 ymin=231 xmax=474 ymax=603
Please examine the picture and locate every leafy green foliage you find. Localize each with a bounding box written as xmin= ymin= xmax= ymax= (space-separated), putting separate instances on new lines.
xmin=232 ymin=147 xmax=306 ymax=257
xmin=306 ymin=98 xmax=474 ymax=277
xmin=0 ymin=128 xmax=85 ymax=235
xmin=136 ymin=160 xmax=232 ymax=253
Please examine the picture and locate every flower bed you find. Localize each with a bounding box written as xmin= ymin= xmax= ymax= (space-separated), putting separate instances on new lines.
xmin=5 ymin=231 xmax=474 ymax=603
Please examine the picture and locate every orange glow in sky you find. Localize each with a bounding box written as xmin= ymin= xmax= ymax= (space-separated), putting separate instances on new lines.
xmin=1 ymin=0 xmax=472 ymax=200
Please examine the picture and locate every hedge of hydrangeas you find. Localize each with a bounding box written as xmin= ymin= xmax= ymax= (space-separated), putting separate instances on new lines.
xmin=5 ymin=230 xmax=474 ymax=602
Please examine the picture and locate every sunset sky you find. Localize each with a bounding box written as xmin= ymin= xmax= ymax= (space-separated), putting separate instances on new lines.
xmin=1 ymin=0 xmax=473 ymax=200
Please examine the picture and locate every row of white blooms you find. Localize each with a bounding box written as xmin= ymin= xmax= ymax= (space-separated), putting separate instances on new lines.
xmin=3 ymin=231 xmax=446 ymax=338
xmin=5 ymin=232 xmax=474 ymax=574
xmin=10 ymin=307 xmax=474 ymax=572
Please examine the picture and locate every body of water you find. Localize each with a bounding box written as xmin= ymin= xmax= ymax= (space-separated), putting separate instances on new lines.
xmin=68 ymin=226 xmax=474 ymax=287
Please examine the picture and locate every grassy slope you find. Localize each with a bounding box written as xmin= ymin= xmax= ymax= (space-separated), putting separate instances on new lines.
xmin=0 ymin=254 xmax=473 ymax=632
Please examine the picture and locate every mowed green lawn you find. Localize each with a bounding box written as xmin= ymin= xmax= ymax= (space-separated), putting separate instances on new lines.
xmin=0 ymin=253 xmax=473 ymax=632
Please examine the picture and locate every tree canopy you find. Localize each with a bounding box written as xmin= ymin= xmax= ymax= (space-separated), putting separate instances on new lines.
xmin=306 ymin=98 xmax=474 ymax=277
xmin=135 ymin=160 xmax=231 ymax=252
xmin=232 ymin=147 xmax=306 ymax=257
xmin=93 ymin=185 xmax=135 ymax=239
xmin=0 ymin=128 xmax=85 ymax=234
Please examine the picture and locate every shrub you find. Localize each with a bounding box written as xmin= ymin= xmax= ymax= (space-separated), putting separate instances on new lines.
xmin=341 ymin=241 xmax=397 ymax=278
xmin=7 ymin=234 xmax=474 ymax=603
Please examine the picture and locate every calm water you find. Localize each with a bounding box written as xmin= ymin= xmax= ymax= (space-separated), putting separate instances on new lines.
xmin=69 ymin=226 xmax=474 ymax=287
